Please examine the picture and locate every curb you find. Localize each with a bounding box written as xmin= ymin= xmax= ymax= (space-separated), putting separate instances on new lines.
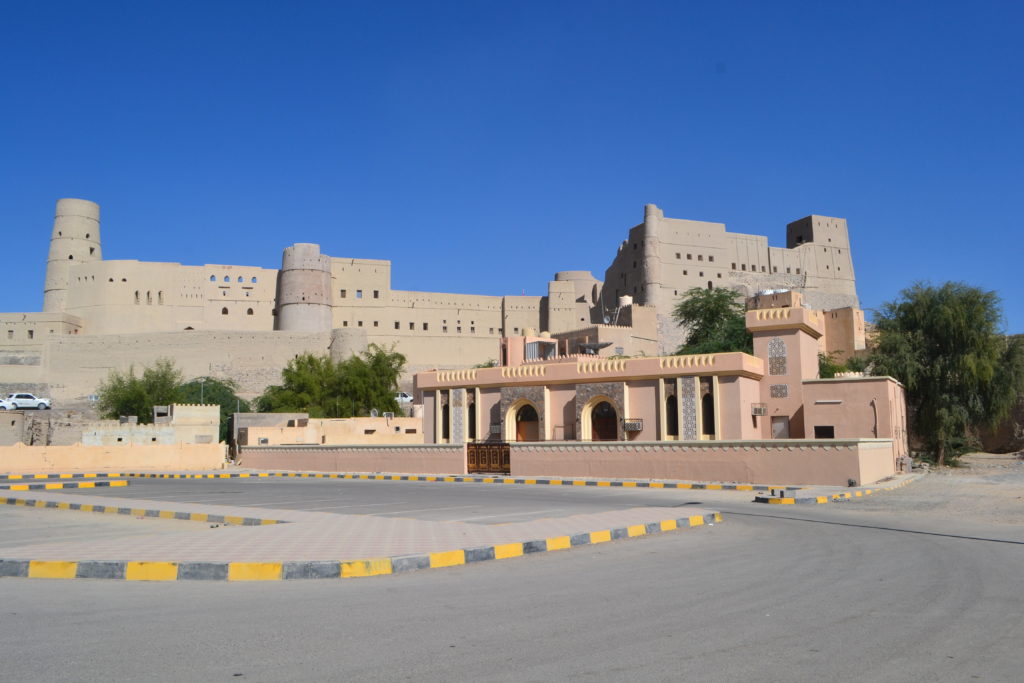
xmin=0 ymin=495 xmax=285 ymax=526
xmin=0 ymin=480 xmax=129 ymax=492
xmin=124 ymin=471 xmax=800 ymax=492
xmin=753 ymin=474 xmax=921 ymax=505
xmin=0 ymin=511 xmax=720 ymax=581
xmin=1 ymin=473 xmax=116 ymax=481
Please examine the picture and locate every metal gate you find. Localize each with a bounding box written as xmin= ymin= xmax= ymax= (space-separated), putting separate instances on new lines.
xmin=467 ymin=442 xmax=511 ymax=474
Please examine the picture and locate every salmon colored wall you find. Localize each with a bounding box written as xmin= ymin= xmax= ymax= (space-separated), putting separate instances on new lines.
xmin=626 ymin=380 xmax=660 ymax=441
xmin=717 ymin=376 xmax=762 ymax=439
xmin=237 ymin=444 xmax=466 ymax=475
xmin=0 ymin=443 xmax=226 ymax=473
xmin=509 ymin=439 xmax=896 ymax=486
xmin=547 ymin=385 xmax=576 ymax=441
xmin=479 ymin=389 xmax=502 ymax=441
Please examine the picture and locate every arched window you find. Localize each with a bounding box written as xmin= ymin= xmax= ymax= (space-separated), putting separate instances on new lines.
xmin=209 ymin=275 xmax=216 ymax=282
xmin=467 ymin=401 xmax=477 ymax=441
xmin=251 ymin=277 xmax=257 ymax=283
xmin=665 ymin=395 xmax=678 ymax=438
xmin=441 ymin=404 xmax=450 ymax=441
xmin=246 ymin=308 xmax=254 ymax=315
xmin=223 ymin=276 xmax=230 ymax=282
xmin=68 ymin=255 xmax=73 ymax=260
xmin=221 ymin=307 xmax=229 ymax=315
xmin=237 ymin=276 xmax=243 ymax=283
xmin=146 ymin=291 xmax=152 ymax=305
xmin=701 ymin=393 xmax=715 ymax=437
xmin=158 ymin=291 xmax=164 ymax=305
xmin=134 ymin=291 xmax=140 ymax=304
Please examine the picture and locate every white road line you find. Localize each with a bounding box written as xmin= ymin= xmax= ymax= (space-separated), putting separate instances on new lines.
xmin=289 ymin=502 xmax=406 ymax=511
xmin=450 ymin=508 xmax=567 ymax=521
xmin=376 ymin=505 xmax=477 ymax=515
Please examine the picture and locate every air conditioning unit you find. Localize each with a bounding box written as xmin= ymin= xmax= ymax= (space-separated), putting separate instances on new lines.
xmin=623 ymin=418 xmax=644 ymax=432
xmin=382 ymin=412 xmax=395 ymax=419
xmin=751 ymin=403 xmax=767 ymax=416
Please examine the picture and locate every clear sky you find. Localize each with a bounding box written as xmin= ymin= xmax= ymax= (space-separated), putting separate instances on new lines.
xmin=2 ymin=1 xmax=1021 ymax=332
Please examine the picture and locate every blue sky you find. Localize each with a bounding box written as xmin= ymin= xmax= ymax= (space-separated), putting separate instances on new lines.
xmin=2 ymin=1 xmax=1021 ymax=332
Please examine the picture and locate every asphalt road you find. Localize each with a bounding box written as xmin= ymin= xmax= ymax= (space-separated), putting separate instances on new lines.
xmin=61 ymin=477 xmax=754 ymax=523
xmin=1 ymin=480 xmax=1023 ymax=681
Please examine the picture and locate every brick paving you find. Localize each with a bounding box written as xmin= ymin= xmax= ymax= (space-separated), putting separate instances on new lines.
xmin=0 ymin=488 xmax=718 ymax=563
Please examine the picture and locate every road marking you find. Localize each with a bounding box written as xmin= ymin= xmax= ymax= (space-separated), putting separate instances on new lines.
xmin=451 ymin=508 xmax=566 ymax=522
xmin=377 ymin=505 xmax=476 ymax=516
xmin=293 ymin=502 xmax=406 ymax=511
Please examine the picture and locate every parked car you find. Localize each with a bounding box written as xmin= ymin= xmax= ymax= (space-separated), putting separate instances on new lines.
xmin=0 ymin=398 xmax=14 ymax=410
xmin=394 ymin=392 xmax=413 ymax=404
xmin=5 ymin=393 xmax=51 ymax=410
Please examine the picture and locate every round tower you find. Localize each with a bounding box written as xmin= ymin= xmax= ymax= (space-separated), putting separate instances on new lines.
xmin=43 ymin=198 xmax=102 ymax=312
xmin=275 ymin=243 xmax=332 ymax=332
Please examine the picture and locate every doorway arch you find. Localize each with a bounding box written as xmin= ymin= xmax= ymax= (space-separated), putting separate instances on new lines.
xmin=505 ymin=400 xmax=540 ymax=442
xmin=580 ymin=396 xmax=619 ymax=441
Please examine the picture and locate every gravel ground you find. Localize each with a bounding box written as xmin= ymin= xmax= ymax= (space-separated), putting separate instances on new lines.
xmin=839 ymin=452 xmax=1024 ymax=525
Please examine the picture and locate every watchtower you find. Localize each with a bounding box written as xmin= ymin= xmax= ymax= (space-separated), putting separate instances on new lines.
xmin=43 ymin=198 xmax=102 ymax=312
xmin=275 ymin=243 xmax=332 ymax=332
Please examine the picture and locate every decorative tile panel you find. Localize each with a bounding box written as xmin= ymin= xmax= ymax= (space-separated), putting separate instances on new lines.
xmin=769 ymin=383 xmax=789 ymax=398
xmin=680 ymin=376 xmax=698 ymax=440
xmin=768 ymin=336 xmax=787 ymax=376
xmin=450 ymin=388 xmax=466 ymax=444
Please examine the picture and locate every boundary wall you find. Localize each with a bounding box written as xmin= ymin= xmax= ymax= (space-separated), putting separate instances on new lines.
xmin=236 ymin=439 xmax=896 ymax=486
xmin=0 ymin=443 xmax=226 ymax=473
xmin=237 ymin=444 xmax=467 ymax=475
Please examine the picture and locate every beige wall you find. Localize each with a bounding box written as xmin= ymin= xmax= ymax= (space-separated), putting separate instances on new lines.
xmin=0 ymin=442 xmax=226 ymax=473
xmin=237 ymin=444 xmax=466 ymax=475
xmin=803 ymin=377 xmax=909 ymax=464
xmin=241 ymin=416 xmax=423 ymax=446
xmin=82 ymin=404 xmax=220 ymax=446
xmin=509 ymin=439 xmax=896 ymax=486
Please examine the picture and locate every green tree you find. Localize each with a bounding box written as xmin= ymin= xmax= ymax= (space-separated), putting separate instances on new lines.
xmin=96 ymin=358 xmax=184 ymax=423
xmin=818 ymin=352 xmax=870 ymax=379
xmin=179 ymin=377 xmax=251 ymax=442
xmin=672 ymin=287 xmax=753 ymax=355
xmin=870 ymin=282 xmax=1024 ymax=466
xmin=256 ymin=344 xmax=406 ymax=417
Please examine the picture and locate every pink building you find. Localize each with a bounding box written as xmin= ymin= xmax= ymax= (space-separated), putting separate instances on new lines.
xmin=414 ymin=294 xmax=909 ymax=486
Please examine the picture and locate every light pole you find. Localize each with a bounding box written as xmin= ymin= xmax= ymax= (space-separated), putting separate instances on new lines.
xmin=200 ymin=378 xmax=205 ymax=404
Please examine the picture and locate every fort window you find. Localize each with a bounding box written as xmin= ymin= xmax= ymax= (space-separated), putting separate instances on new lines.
xmin=699 ymin=271 xmax=703 ymax=277
xmin=238 ymin=276 xmax=243 ymax=283
xmin=717 ymin=273 xmax=722 ymax=278
xmin=340 ymin=289 xmax=346 ymax=298
xmin=707 ymin=281 xmax=713 ymax=290
xmin=741 ymin=264 xmax=746 ymax=271
xmin=709 ymin=256 xmax=714 ymax=262
xmin=356 ymin=290 xmax=363 ymax=298
xmin=373 ymin=290 xmax=379 ymax=299
xmin=251 ymin=277 xmax=257 ymax=283
xmin=246 ymin=308 xmax=253 ymax=315
xmin=90 ymin=247 xmax=95 ymax=255
xmin=224 ymin=276 xmax=229 ymax=282
xmin=6 ymin=330 xmax=11 ymax=339
xmin=470 ymin=327 xmax=475 ymax=333
xmin=773 ymin=267 xmax=777 ymax=273
xmin=373 ymin=321 xmax=379 ymax=327
xmin=683 ymin=270 xmax=687 ymax=275
xmin=513 ymin=327 xmax=519 ymax=334
xmin=457 ymin=327 xmax=462 ymax=333
xmin=342 ymin=321 xmax=348 ymax=327
xmin=443 ymin=326 xmax=448 ymax=333
xmin=357 ymin=320 xmax=363 ymax=327
xmin=761 ymin=266 xmax=766 ymax=272
xmin=489 ymin=328 xmax=494 ymax=334
xmin=68 ymin=255 xmax=73 ymax=260
xmin=210 ymin=276 xmax=216 ymax=281
xmin=409 ymin=322 xmax=415 ymax=330
xmin=146 ymin=291 xmax=152 ymax=305
xmin=394 ymin=321 xmax=400 ymax=329
xmin=221 ymin=307 xmax=228 ymax=315
xmin=85 ymin=233 xmax=89 ymax=238
xmin=796 ymin=268 xmax=801 ymax=274
xmin=27 ymin=330 xmax=34 ymax=339
xmin=687 ymin=254 xmax=692 ymax=260
xmin=731 ymin=262 xmax=736 ymax=269
xmin=786 ymin=268 xmax=791 ymax=273
xmin=109 ymin=278 xmax=113 ymax=282
xmin=698 ymin=255 xmax=703 ymax=261
xmin=675 ymin=253 xmax=680 ymax=259
xmin=134 ymin=291 xmax=140 ymax=304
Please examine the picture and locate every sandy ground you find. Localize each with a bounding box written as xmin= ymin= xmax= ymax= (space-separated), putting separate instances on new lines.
xmin=846 ymin=452 xmax=1024 ymax=525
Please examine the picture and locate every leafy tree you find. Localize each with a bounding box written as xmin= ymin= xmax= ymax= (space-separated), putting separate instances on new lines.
xmin=473 ymin=359 xmax=498 ymax=368
xmin=672 ymin=287 xmax=753 ymax=355
xmin=818 ymin=352 xmax=870 ymax=379
xmin=179 ymin=377 xmax=251 ymax=442
xmin=870 ymin=282 xmax=1024 ymax=466
xmin=256 ymin=344 xmax=406 ymax=417
xmin=96 ymin=358 xmax=184 ymax=423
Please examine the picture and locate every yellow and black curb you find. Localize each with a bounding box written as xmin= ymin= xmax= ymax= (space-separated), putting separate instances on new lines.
xmin=0 ymin=480 xmax=129 ymax=492
xmin=125 ymin=470 xmax=800 ymax=492
xmin=753 ymin=474 xmax=921 ymax=505
xmin=0 ymin=495 xmax=286 ymax=526
xmin=0 ymin=511 xmax=721 ymax=581
xmin=2 ymin=473 xmax=117 ymax=480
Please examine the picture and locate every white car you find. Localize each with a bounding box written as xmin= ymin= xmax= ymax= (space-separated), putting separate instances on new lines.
xmin=394 ymin=392 xmax=413 ymax=404
xmin=0 ymin=398 xmax=13 ymax=411
xmin=5 ymin=393 xmax=51 ymax=410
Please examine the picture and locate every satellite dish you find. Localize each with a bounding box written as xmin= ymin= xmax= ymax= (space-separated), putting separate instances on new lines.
xmin=602 ymin=315 xmax=611 ymax=324
xmin=370 ymin=409 xmax=379 ymax=418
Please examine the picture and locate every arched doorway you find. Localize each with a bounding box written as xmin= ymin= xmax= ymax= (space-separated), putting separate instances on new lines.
xmin=467 ymin=401 xmax=477 ymax=441
xmin=441 ymin=403 xmax=450 ymax=442
xmin=665 ymin=394 xmax=678 ymax=439
xmin=701 ymin=393 xmax=715 ymax=438
xmin=591 ymin=401 xmax=618 ymax=441
xmin=514 ymin=403 xmax=539 ymax=442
